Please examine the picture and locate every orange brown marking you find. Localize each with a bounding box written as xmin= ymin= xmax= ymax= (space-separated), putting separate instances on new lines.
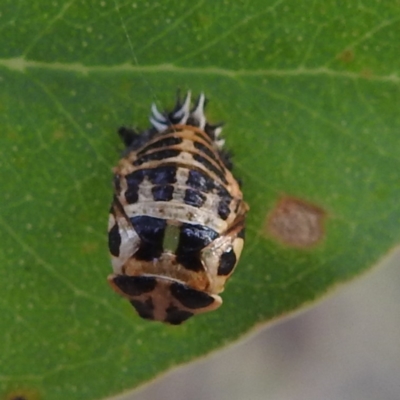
xmin=337 ymin=49 xmax=354 ymax=63
xmin=266 ymin=196 xmax=326 ymax=248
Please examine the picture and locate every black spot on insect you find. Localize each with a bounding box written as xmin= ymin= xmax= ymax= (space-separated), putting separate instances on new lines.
xmin=165 ymin=305 xmax=194 ymax=325
xmin=170 ymin=282 xmax=215 ymax=309
xmin=176 ymin=251 xmax=203 ymax=272
xmin=112 ymin=275 xmax=157 ymax=297
xmin=193 ymin=141 xmax=225 ymax=170
xmin=123 ymin=170 xmax=143 ymax=204
xmin=136 ymin=243 xmax=162 ymax=261
xmin=152 ymin=185 xmax=174 ymax=202
xmin=124 ymin=185 xmax=139 ymax=204
xmin=215 ymin=184 xmax=231 ymax=199
xmin=133 ymin=149 xmax=181 ymax=166
xmin=217 ymin=248 xmax=237 ymax=276
xmin=193 ymin=130 xmax=210 ymax=141
xmin=184 ymin=188 xmax=206 ymax=208
xmin=218 ymin=149 xmax=233 ymax=170
xmin=118 ymin=126 xmax=139 ymax=147
xmin=237 ymin=227 xmax=245 ymax=239
xmin=131 ymin=216 xmax=166 ymax=260
xmin=126 ymin=169 xmax=145 ymax=184
xmin=118 ymin=126 xmax=156 ymax=150
xmin=137 ymin=136 xmax=183 ymax=155
xmin=176 ymin=224 xmax=218 ymax=270
xmin=113 ymin=175 xmax=121 ymax=192
xmin=148 ymin=166 xmax=177 ymax=185
xmin=186 ymin=169 xmax=215 ymax=192
xmin=108 ymin=224 xmax=121 ymax=257
xmin=177 ymin=223 xmax=219 ymax=253
xmin=130 ymin=298 xmax=154 ymax=320
xmin=193 ymin=153 xmax=228 ymax=184
xmin=217 ymin=199 xmax=231 ymax=220
xmin=126 ymin=166 xmax=178 ymax=187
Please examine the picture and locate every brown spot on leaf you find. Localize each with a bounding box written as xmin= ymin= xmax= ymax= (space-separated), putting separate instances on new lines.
xmin=4 ymin=388 xmax=40 ymax=400
xmin=360 ymin=68 xmax=373 ymax=79
xmin=52 ymin=129 xmax=66 ymax=140
xmin=266 ymin=196 xmax=326 ymax=248
xmin=337 ymin=49 xmax=354 ymax=63
xmin=81 ymin=241 xmax=99 ymax=254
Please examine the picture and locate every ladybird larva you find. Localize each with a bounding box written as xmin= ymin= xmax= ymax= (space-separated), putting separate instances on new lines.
xmin=108 ymin=92 xmax=248 ymax=324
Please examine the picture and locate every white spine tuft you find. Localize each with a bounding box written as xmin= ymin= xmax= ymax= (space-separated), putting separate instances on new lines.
xmin=191 ymin=92 xmax=206 ymax=129
xmin=151 ymin=103 xmax=166 ymax=122
xmin=214 ymin=126 xmax=223 ymax=138
xmin=150 ymin=118 xmax=168 ymax=132
xmin=173 ymin=91 xmax=191 ymax=124
xmin=215 ymin=139 xmax=225 ymax=149
xmin=150 ymin=103 xmax=169 ymax=131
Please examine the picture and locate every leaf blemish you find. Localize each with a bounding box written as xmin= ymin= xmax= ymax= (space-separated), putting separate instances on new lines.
xmin=265 ymin=196 xmax=326 ymax=248
xmin=337 ymin=49 xmax=354 ymax=63
xmin=4 ymin=387 xmax=40 ymax=400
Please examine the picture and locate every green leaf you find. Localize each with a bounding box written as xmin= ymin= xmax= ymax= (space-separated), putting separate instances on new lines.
xmin=1 ymin=1 xmax=399 ymax=399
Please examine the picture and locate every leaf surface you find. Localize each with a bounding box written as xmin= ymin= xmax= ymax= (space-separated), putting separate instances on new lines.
xmin=1 ymin=1 xmax=399 ymax=399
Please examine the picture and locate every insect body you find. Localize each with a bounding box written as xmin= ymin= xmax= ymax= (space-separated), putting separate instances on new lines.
xmin=108 ymin=92 xmax=248 ymax=324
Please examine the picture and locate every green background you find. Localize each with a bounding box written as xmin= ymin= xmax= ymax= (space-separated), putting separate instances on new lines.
xmin=1 ymin=1 xmax=399 ymax=399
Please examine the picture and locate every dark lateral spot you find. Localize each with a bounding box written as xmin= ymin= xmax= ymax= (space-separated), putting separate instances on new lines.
xmin=137 ymin=136 xmax=182 ymax=155
xmin=133 ymin=149 xmax=181 ymax=166
xmin=121 ymin=127 xmax=157 ymax=150
xmin=165 ymin=305 xmax=194 ymax=325
xmin=216 ymin=184 xmax=231 ymax=199
xmin=267 ymin=196 xmax=326 ymax=248
xmin=152 ymin=185 xmax=174 ymax=201
xmin=113 ymin=175 xmax=121 ymax=192
xmin=108 ymin=224 xmax=121 ymax=257
xmin=186 ymin=169 xmax=215 ymax=192
xmin=218 ymin=199 xmax=231 ymax=220
xmin=118 ymin=126 xmax=139 ymax=147
xmin=130 ymin=298 xmax=154 ymax=320
xmin=237 ymin=227 xmax=245 ymax=239
xmin=125 ymin=185 xmax=139 ymax=204
xmin=112 ymin=275 xmax=157 ymax=297
xmin=170 ymin=282 xmax=215 ymax=309
xmin=217 ymin=248 xmax=237 ymax=276
xmin=131 ymin=216 xmax=166 ymax=260
xmin=184 ymin=188 xmax=206 ymax=208
xmin=193 ymin=153 xmax=228 ymax=184
xmin=218 ymin=149 xmax=233 ymax=170
xmin=126 ymin=169 xmax=146 ymax=186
